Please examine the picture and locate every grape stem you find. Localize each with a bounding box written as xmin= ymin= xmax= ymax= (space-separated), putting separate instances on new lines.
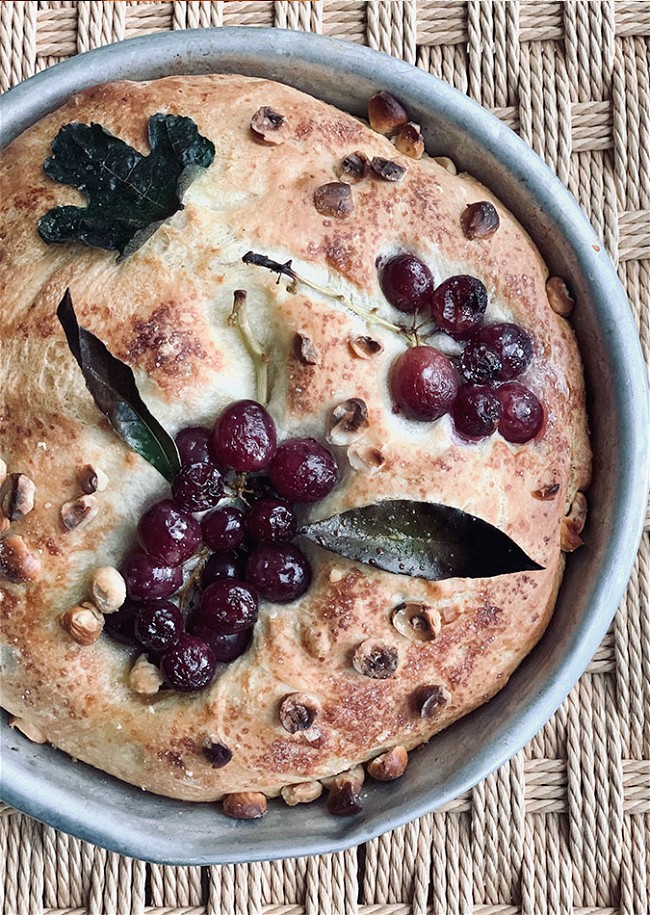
xmin=178 ymin=546 xmax=210 ymax=615
xmin=228 ymin=289 xmax=270 ymax=404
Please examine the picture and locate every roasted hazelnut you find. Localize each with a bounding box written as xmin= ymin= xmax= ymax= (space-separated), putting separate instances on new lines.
xmin=434 ymin=156 xmax=458 ymax=174
xmin=337 ymin=151 xmax=370 ymax=183
xmin=347 ymin=443 xmax=385 ymax=475
xmin=546 ymin=276 xmax=575 ymax=317
xmin=279 ymin=692 xmax=321 ymax=733
xmin=391 ymin=602 xmax=441 ymax=642
xmin=281 ymin=781 xmax=323 ymax=806
xmin=314 ymin=182 xmax=354 ymax=218
xmin=532 ymin=483 xmax=560 ymax=501
xmin=325 ymin=767 xmax=364 ymax=816
xmin=0 ymin=473 xmax=35 ymax=522
xmin=352 ymin=638 xmax=398 ymax=679
xmin=202 ymin=737 xmax=233 ymax=769
xmin=250 ymin=107 xmax=289 ymax=145
xmin=393 ymin=122 xmax=425 ymax=159
xmin=60 ymin=602 xmax=104 ymax=646
xmin=9 ymin=716 xmax=47 ymax=744
xmin=413 ymin=684 xmax=451 ymax=719
xmin=223 ymin=792 xmax=267 ymax=819
xmin=0 ymin=458 xmax=6 ymax=487
xmin=561 ymin=492 xmax=587 ymax=552
xmin=461 ymin=201 xmax=500 ymax=239
xmin=293 ymin=333 xmax=320 ymax=366
xmin=60 ymin=495 xmax=98 ymax=531
xmin=321 ymin=764 xmax=365 ymax=790
xmin=371 ymin=156 xmax=407 ymax=182
xmin=78 ymin=463 xmax=108 ymax=494
xmin=368 ymin=91 xmax=409 ymax=135
xmin=129 ymin=654 xmax=164 ymax=695
xmin=0 ymin=535 xmax=41 ymax=583
xmin=89 ymin=566 xmax=126 ymax=614
xmin=366 ymin=745 xmax=408 ymax=781
xmin=327 ymin=398 xmax=369 ymax=446
xmin=349 ymin=335 xmax=384 ymax=359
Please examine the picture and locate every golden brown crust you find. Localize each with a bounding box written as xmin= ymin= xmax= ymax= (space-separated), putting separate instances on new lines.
xmin=0 ymin=75 xmax=590 ymax=800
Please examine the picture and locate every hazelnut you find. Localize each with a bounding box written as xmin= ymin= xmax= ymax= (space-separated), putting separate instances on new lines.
xmin=129 ymin=654 xmax=164 ymax=695
xmin=461 ymin=201 xmax=500 ymax=239
xmin=60 ymin=495 xmax=98 ymax=531
xmin=293 ymin=333 xmax=320 ymax=366
xmin=413 ymin=684 xmax=451 ymax=719
xmin=561 ymin=492 xmax=587 ymax=552
xmin=321 ymin=764 xmax=365 ymax=790
xmin=313 ymin=182 xmax=354 ymax=218
xmin=222 ymin=792 xmax=267 ymax=819
xmin=9 ymin=716 xmax=47 ymax=744
xmin=202 ymin=737 xmax=233 ymax=769
xmin=0 ymin=458 xmax=6 ymax=487
xmin=391 ymin=601 xmax=441 ymax=642
xmin=60 ymin=602 xmax=104 ymax=646
xmin=546 ymin=276 xmax=575 ymax=317
xmin=89 ymin=566 xmax=126 ymax=614
xmin=327 ymin=398 xmax=369 ymax=446
xmin=0 ymin=535 xmax=41 ymax=583
xmin=279 ymin=692 xmax=321 ymax=733
xmin=349 ymin=335 xmax=384 ymax=359
xmin=281 ymin=781 xmax=323 ymax=806
xmin=532 ymin=483 xmax=560 ymax=501
xmin=78 ymin=464 xmax=108 ymax=494
xmin=352 ymin=638 xmax=398 ymax=679
xmin=250 ymin=107 xmax=289 ymax=145
xmin=336 ymin=151 xmax=370 ymax=183
xmin=0 ymin=473 xmax=36 ymax=522
xmin=347 ymin=443 xmax=385 ymax=475
xmin=367 ymin=745 xmax=408 ymax=781
xmin=368 ymin=91 xmax=408 ymax=135
xmin=393 ymin=122 xmax=425 ymax=159
xmin=370 ymin=156 xmax=407 ymax=182
xmin=434 ymin=156 xmax=458 ymax=174
xmin=325 ymin=767 xmax=364 ymax=816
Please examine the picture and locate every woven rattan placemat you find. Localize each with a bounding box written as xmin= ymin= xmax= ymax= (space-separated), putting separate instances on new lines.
xmin=1 ymin=2 xmax=648 ymax=914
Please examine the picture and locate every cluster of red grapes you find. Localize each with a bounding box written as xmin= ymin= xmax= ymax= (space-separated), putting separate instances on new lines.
xmin=382 ymin=254 xmax=544 ymax=443
xmin=106 ymin=401 xmax=338 ymax=693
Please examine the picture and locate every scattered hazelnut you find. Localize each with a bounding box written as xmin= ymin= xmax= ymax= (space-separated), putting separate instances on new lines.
xmin=327 ymin=398 xmax=369 ymax=446
xmin=561 ymin=492 xmax=587 ymax=552
xmin=325 ymin=767 xmax=365 ymax=816
xmin=9 ymin=716 xmax=47 ymax=744
xmin=279 ymin=692 xmax=321 ymax=733
xmin=89 ymin=566 xmax=126 ymax=614
xmin=0 ymin=473 xmax=36 ymax=522
xmin=393 ymin=122 xmax=425 ymax=159
xmin=461 ymin=201 xmax=500 ymax=239
xmin=313 ymin=182 xmax=354 ymax=218
xmin=349 ymin=335 xmax=384 ymax=359
xmin=202 ymin=737 xmax=233 ymax=769
xmin=434 ymin=156 xmax=458 ymax=174
xmin=532 ymin=483 xmax=560 ymax=501
xmin=413 ymin=684 xmax=451 ymax=719
xmin=0 ymin=535 xmax=41 ymax=583
xmin=60 ymin=495 xmax=98 ymax=531
xmin=371 ymin=156 xmax=407 ymax=182
xmin=366 ymin=745 xmax=408 ymax=781
xmin=78 ymin=464 xmax=108 ymax=494
xmin=352 ymin=638 xmax=398 ymax=679
xmin=368 ymin=90 xmax=408 ymax=135
xmin=0 ymin=458 xmax=7 ymax=487
xmin=546 ymin=276 xmax=575 ymax=317
xmin=250 ymin=106 xmax=289 ymax=145
xmin=281 ymin=781 xmax=323 ymax=806
xmin=60 ymin=602 xmax=104 ymax=646
xmin=391 ymin=601 xmax=441 ymax=642
xmin=293 ymin=333 xmax=320 ymax=366
xmin=321 ymin=765 xmax=365 ymax=790
xmin=347 ymin=443 xmax=385 ymax=475
xmin=336 ymin=151 xmax=370 ymax=183
xmin=222 ymin=792 xmax=267 ymax=819
xmin=129 ymin=654 xmax=164 ymax=695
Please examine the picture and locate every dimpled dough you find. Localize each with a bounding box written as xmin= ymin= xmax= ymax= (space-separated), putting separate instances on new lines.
xmin=0 ymin=75 xmax=590 ymax=801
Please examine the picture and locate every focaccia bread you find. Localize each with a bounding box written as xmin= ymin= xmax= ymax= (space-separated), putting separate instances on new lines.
xmin=0 ymin=75 xmax=590 ymax=814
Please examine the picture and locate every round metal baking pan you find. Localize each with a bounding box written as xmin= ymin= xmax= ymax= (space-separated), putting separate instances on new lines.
xmin=1 ymin=28 xmax=648 ymax=865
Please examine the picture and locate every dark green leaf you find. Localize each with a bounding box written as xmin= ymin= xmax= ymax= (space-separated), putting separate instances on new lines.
xmin=57 ymin=289 xmax=181 ymax=482
xmin=38 ymin=114 xmax=215 ymax=259
xmin=300 ymin=500 xmax=543 ymax=580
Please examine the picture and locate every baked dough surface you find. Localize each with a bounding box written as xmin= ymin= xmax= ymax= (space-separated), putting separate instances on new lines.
xmin=0 ymin=75 xmax=590 ymax=800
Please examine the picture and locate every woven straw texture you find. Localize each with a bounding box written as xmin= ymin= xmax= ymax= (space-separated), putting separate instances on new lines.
xmin=1 ymin=2 xmax=649 ymax=914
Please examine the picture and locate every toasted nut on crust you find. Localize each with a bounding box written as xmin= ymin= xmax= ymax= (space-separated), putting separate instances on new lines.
xmin=250 ymin=106 xmax=289 ymax=145
xmin=293 ymin=333 xmax=320 ymax=366
xmin=61 ymin=495 xmax=98 ymax=531
xmin=223 ymin=792 xmax=268 ymax=819
xmin=314 ymin=182 xmax=354 ymax=218
xmin=368 ymin=91 xmax=408 ymax=135
xmin=353 ymin=638 xmax=398 ymax=679
xmin=325 ymin=769 xmax=364 ymax=816
xmin=327 ymin=398 xmax=369 ymax=446
xmin=78 ymin=464 xmax=108 ymax=494
xmin=434 ymin=156 xmax=458 ymax=174
xmin=336 ymin=151 xmax=370 ymax=183
xmin=413 ymin=684 xmax=451 ymax=718
xmin=461 ymin=201 xmax=500 ymax=239
xmin=9 ymin=716 xmax=47 ymax=744
xmin=0 ymin=473 xmax=36 ymax=522
xmin=202 ymin=737 xmax=233 ymax=769
xmin=129 ymin=654 xmax=164 ymax=695
xmin=393 ymin=122 xmax=425 ymax=159
xmin=546 ymin=276 xmax=575 ymax=317
xmin=281 ymin=781 xmax=324 ymax=806
xmin=561 ymin=492 xmax=587 ymax=552
xmin=0 ymin=535 xmax=41 ymax=583
xmin=367 ymin=745 xmax=408 ymax=781
xmin=392 ymin=602 xmax=441 ymax=642
xmin=349 ymin=335 xmax=384 ymax=359
xmin=60 ymin=602 xmax=104 ymax=646
xmin=90 ymin=566 xmax=126 ymax=614
xmin=347 ymin=443 xmax=385 ymax=475
xmin=371 ymin=156 xmax=407 ymax=182
xmin=279 ymin=692 xmax=321 ymax=733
